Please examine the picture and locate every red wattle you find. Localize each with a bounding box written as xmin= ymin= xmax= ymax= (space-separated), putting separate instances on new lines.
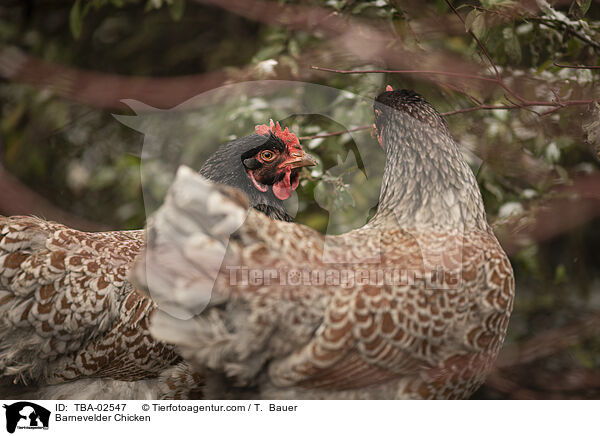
xmin=273 ymin=167 xmax=293 ymax=200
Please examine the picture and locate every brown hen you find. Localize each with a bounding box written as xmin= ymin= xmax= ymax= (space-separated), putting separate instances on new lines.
xmin=133 ymin=88 xmax=515 ymax=399
xmin=0 ymin=121 xmax=315 ymax=399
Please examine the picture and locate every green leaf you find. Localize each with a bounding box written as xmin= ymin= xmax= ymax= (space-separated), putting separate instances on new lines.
xmin=465 ymin=10 xmax=487 ymax=38
xmin=252 ymin=44 xmax=284 ymax=62
xmin=69 ymin=0 xmax=84 ymax=39
xmin=464 ymin=10 xmax=479 ymax=33
xmin=169 ymin=0 xmax=185 ymax=21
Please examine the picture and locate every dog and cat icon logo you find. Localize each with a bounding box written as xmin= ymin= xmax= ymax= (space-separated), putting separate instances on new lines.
xmin=2 ymin=402 xmax=50 ymax=433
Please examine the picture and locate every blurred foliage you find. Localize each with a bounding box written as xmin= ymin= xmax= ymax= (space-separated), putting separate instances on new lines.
xmin=1 ymin=0 xmax=600 ymax=398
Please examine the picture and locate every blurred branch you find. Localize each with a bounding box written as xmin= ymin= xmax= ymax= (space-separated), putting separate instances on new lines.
xmin=201 ymin=0 xmax=500 ymax=82
xmin=465 ymin=3 xmax=600 ymax=51
xmin=0 ymin=44 xmax=354 ymax=111
xmin=203 ymin=0 xmax=594 ymax=103
xmin=496 ymin=310 xmax=600 ymax=369
xmin=495 ymin=173 xmax=600 ymax=255
xmin=311 ymin=66 xmax=496 ymax=82
xmin=483 ymin=369 xmax=600 ymax=399
xmin=441 ymin=105 xmax=518 ymax=116
xmin=484 ymin=310 xmax=600 ymax=399
xmin=0 ymin=46 xmax=230 ymax=111
xmin=197 ymin=0 xmax=344 ymax=33
xmin=536 ymin=369 xmax=600 ymax=392
xmin=484 ymin=372 xmax=545 ymax=399
xmin=442 ymin=0 xmax=584 ymax=117
xmin=309 ymin=0 xmax=597 ymax=116
xmin=429 ymin=78 xmax=483 ymax=105
xmin=311 ymin=66 xmax=597 ymax=116
xmin=0 ymin=164 xmax=109 ymax=231
xmin=3 ymin=1 xmax=593 ymax=117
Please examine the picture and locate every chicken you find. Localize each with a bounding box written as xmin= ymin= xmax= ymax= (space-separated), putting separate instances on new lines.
xmin=133 ymin=88 xmax=515 ymax=399
xmin=201 ymin=120 xmax=316 ymax=222
xmin=0 ymin=121 xmax=315 ymax=399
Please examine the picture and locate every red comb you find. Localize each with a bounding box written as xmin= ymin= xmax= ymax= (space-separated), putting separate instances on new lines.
xmin=255 ymin=119 xmax=300 ymax=148
xmin=386 ymin=85 xmax=394 ymax=92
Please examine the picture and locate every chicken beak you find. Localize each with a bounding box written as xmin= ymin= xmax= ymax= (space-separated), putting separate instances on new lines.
xmin=281 ymin=150 xmax=318 ymax=170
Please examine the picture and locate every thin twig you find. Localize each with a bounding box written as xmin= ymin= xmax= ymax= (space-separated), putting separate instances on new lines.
xmin=430 ymin=78 xmax=483 ymax=105
xmin=312 ymin=66 xmax=597 ymax=115
xmin=465 ymin=4 xmax=600 ymax=51
xmin=444 ymin=0 xmax=501 ymax=79
xmin=529 ymin=16 xmax=600 ymax=51
xmin=442 ymin=105 xmax=514 ymax=116
xmin=311 ymin=66 xmax=498 ymax=83
xmin=553 ymin=62 xmax=600 ymax=70
xmin=299 ymin=125 xmax=372 ymax=140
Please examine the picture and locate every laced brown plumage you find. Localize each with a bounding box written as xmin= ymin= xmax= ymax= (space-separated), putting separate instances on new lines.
xmin=132 ymin=88 xmax=515 ymax=399
xmin=0 ymin=121 xmax=313 ymax=399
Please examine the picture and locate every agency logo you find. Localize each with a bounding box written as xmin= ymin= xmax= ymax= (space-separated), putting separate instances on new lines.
xmin=2 ymin=402 xmax=50 ymax=434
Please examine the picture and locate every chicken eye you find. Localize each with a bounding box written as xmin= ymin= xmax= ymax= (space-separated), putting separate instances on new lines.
xmin=260 ymin=150 xmax=276 ymax=161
